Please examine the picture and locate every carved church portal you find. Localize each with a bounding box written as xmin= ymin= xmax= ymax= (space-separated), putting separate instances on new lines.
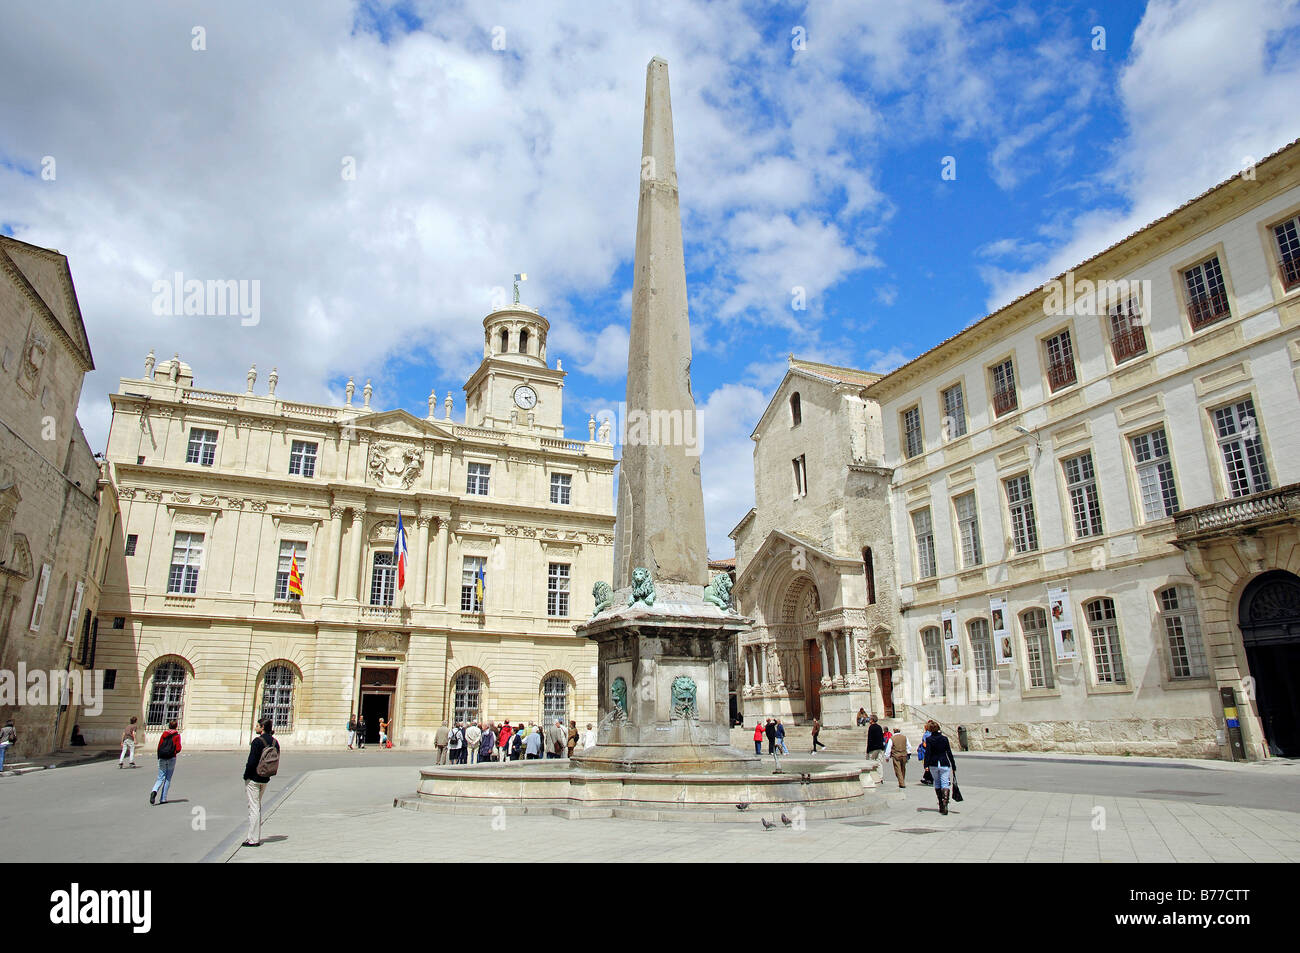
xmin=805 ymin=640 xmax=822 ymax=721
xmin=878 ymin=668 xmax=894 ymax=719
xmin=1239 ymin=570 xmax=1300 ymax=757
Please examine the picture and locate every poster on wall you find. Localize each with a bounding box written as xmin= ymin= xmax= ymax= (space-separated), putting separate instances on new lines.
xmin=1047 ymin=583 xmax=1078 ymax=660
xmin=941 ymin=608 xmax=961 ymax=669
xmin=990 ymin=593 xmax=1012 ymax=664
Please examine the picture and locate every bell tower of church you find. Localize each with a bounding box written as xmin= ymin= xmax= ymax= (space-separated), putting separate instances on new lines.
xmin=462 ymin=301 xmax=566 ymax=435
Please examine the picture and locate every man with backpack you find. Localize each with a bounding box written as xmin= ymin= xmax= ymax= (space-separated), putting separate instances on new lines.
xmin=448 ymin=722 xmax=464 ymax=764
xmin=0 ymin=718 xmax=16 ymax=773
xmin=150 ymin=719 xmax=182 ymax=804
xmin=243 ymin=718 xmax=281 ymax=847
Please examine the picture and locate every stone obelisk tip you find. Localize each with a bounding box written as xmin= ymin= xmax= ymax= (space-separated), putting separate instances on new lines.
xmin=641 ymin=57 xmax=676 ymax=187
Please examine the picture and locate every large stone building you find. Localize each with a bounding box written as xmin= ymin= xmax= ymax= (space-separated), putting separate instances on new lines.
xmin=0 ymin=236 xmax=113 ymax=759
xmin=82 ymin=302 xmax=616 ymax=748
xmin=735 ymin=138 xmax=1300 ymax=760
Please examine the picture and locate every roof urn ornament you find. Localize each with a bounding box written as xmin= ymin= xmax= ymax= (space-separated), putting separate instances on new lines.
xmin=588 ymin=414 xmax=596 ymax=440
xmin=428 ymin=389 xmax=437 ymax=420
xmin=246 ymin=364 xmax=257 ymax=394
xmin=345 ymin=376 xmax=355 ymax=406
xmin=363 ymin=379 xmax=372 ymax=409
xmin=268 ymin=367 xmax=278 ymax=396
xmin=144 ymin=349 xmax=156 ymax=379
xmin=169 ymin=353 xmax=181 ymax=383
xmin=444 ymin=392 xmax=453 ymax=421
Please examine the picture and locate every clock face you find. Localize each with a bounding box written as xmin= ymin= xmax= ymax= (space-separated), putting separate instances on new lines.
xmin=514 ymin=385 xmax=538 ymax=409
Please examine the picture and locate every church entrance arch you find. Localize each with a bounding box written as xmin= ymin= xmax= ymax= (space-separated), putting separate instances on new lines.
xmin=1239 ymin=570 xmax=1300 ymax=757
xmin=781 ymin=577 xmax=820 ymax=722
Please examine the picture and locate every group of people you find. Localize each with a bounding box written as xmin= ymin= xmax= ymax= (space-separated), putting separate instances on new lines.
xmin=344 ymin=714 xmax=395 ymax=749
xmin=432 ymin=719 xmax=597 ymax=765
xmin=861 ymin=713 xmax=958 ymax=814
xmin=752 ymin=717 xmax=790 ymax=755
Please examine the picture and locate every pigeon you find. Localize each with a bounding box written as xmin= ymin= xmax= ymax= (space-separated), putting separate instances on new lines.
xmin=761 ymin=817 xmax=776 ymax=830
xmin=736 ymin=802 xmax=750 ymax=811
xmin=781 ymin=813 xmax=792 ymax=827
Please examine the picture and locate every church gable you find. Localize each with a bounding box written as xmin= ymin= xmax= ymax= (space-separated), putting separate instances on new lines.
xmin=0 ymin=239 xmax=93 ymax=371
xmin=352 ymin=408 xmax=452 ymax=440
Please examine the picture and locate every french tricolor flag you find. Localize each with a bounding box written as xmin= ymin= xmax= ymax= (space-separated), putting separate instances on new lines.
xmin=394 ymin=510 xmax=409 ymax=591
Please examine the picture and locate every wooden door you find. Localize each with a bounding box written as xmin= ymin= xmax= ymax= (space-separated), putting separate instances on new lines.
xmin=878 ymin=668 xmax=895 ymax=719
xmin=805 ymin=641 xmax=822 ymax=722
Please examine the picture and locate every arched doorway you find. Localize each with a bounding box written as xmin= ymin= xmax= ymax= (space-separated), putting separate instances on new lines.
xmin=1240 ymin=570 xmax=1300 ymax=757
xmin=782 ymin=578 xmax=820 ymax=721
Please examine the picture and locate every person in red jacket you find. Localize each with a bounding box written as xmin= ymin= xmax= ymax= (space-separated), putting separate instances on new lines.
xmin=752 ymin=720 xmax=764 ymax=755
xmin=150 ymin=719 xmax=181 ymax=804
xmin=498 ymin=721 xmax=513 ymax=762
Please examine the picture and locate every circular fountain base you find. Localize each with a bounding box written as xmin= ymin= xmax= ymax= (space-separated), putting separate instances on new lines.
xmin=404 ymin=756 xmax=885 ymax=822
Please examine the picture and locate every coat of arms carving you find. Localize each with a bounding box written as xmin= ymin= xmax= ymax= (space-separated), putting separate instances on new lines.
xmin=367 ymin=442 xmax=422 ymax=488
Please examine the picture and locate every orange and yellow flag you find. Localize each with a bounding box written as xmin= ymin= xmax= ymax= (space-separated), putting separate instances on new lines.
xmin=289 ymin=553 xmax=304 ymax=599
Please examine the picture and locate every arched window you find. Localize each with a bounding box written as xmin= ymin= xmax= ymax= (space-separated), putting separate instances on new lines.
xmin=1020 ymin=608 xmax=1054 ymax=689
xmin=453 ymin=670 xmax=482 ymax=723
xmin=1084 ymin=598 xmax=1126 ymax=684
xmin=790 ymin=392 xmax=802 ymax=426
xmin=259 ymin=664 xmax=295 ymax=729
xmin=147 ymin=660 xmax=187 ymax=728
xmin=499 ymin=328 xmax=509 ymax=354
xmin=1159 ymin=586 xmax=1208 ymax=679
xmin=519 ymin=328 xmax=530 ymax=354
xmin=862 ymin=547 xmax=876 ymax=605
xmin=542 ymin=674 xmax=569 ymax=725
xmin=921 ymin=627 xmax=945 ymax=698
xmin=967 ymin=618 xmax=994 ymax=694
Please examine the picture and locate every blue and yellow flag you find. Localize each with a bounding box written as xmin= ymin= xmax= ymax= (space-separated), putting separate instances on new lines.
xmin=475 ymin=563 xmax=486 ymax=604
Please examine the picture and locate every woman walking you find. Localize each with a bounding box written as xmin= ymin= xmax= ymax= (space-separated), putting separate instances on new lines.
xmin=922 ymin=720 xmax=957 ymax=815
xmin=150 ymin=719 xmax=182 ymax=804
xmin=811 ymin=718 xmax=826 ymax=753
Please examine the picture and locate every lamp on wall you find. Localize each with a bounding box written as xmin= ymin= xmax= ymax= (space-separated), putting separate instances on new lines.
xmin=1013 ymin=425 xmax=1041 ymax=454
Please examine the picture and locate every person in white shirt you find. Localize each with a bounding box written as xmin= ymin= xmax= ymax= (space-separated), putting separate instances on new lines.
xmin=883 ymin=728 xmax=913 ymax=787
xmin=465 ymin=722 xmax=483 ymax=764
xmin=583 ymin=723 xmax=597 ymax=749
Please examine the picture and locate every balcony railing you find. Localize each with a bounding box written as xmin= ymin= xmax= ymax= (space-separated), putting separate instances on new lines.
xmin=1110 ymin=325 xmax=1148 ymax=363
xmin=992 ymin=386 xmax=1018 ymax=417
xmin=1174 ymin=482 xmax=1300 ymax=539
xmin=1282 ymin=255 xmax=1300 ymax=291
xmin=1047 ymin=360 xmax=1077 ymax=391
xmin=1187 ymin=290 xmax=1231 ymax=330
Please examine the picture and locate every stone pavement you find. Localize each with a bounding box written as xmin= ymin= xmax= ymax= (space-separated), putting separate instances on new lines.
xmin=225 ymin=757 xmax=1300 ymax=863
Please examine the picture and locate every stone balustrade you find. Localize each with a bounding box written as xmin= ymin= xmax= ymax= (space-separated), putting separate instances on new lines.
xmin=1174 ymin=482 xmax=1300 ymax=539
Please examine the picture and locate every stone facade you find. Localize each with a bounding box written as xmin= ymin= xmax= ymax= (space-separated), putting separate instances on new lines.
xmin=0 ymin=237 xmax=111 ymax=758
xmin=82 ymin=302 xmax=616 ymax=749
xmin=731 ymin=360 xmax=902 ymax=727
xmin=736 ymin=139 xmax=1300 ymax=759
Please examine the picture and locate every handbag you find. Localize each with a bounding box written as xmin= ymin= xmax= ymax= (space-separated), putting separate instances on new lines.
xmin=951 ymin=771 xmax=963 ymax=802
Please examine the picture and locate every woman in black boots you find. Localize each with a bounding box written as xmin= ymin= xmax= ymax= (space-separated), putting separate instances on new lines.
xmin=921 ymin=720 xmax=957 ymax=815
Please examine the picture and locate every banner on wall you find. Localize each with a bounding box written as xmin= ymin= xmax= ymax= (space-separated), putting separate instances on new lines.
xmin=941 ymin=608 xmax=961 ymax=670
xmin=990 ymin=594 xmax=1012 ymax=664
xmin=1047 ymin=584 xmax=1078 ymax=660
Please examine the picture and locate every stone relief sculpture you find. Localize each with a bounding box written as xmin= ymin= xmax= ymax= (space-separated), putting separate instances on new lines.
xmin=670 ymin=675 xmax=697 ymax=720
xmin=610 ymin=676 xmax=629 ymax=722
xmin=702 ymin=572 xmax=734 ymax=611
xmin=591 ymin=581 xmax=614 ymax=617
xmin=367 ymin=442 xmax=422 ymax=488
xmin=628 ymin=566 xmax=656 ymax=606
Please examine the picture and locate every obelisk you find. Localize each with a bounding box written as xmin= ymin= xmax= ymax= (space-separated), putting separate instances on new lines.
xmin=613 ymin=56 xmax=708 ymax=590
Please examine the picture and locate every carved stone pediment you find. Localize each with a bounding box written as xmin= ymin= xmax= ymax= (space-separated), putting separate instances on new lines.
xmin=358 ymin=630 xmax=410 ymax=654
xmin=368 ymin=441 xmax=423 ymax=488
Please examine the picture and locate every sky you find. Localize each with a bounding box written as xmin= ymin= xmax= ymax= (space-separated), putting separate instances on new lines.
xmin=2 ymin=0 xmax=1298 ymax=557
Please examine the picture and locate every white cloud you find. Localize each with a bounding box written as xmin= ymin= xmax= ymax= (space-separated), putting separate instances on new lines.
xmin=576 ymin=324 xmax=629 ymax=381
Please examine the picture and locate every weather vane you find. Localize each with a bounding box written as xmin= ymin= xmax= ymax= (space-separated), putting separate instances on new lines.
xmin=513 ymin=272 xmax=527 ymax=305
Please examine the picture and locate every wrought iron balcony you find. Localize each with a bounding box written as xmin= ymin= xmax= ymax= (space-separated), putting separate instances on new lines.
xmin=1110 ymin=325 xmax=1148 ymax=363
xmin=1187 ymin=289 xmax=1231 ymax=330
xmin=1047 ymin=360 xmax=1077 ymax=391
xmin=992 ymin=386 xmax=1018 ymax=417
xmin=1173 ymin=482 xmax=1300 ymax=541
xmin=1282 ymin=255 xmax=1300 ymax=292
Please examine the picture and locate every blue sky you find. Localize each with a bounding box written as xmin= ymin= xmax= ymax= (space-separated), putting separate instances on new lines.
xmin=2 ymin=0 xmax=1297 ymax=555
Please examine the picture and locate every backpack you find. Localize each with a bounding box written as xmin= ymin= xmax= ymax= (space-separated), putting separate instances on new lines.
xmin=157 ymin=732 xmax=177 ymax=759
xmin=256 ymin=737 xmax=280 ymax=778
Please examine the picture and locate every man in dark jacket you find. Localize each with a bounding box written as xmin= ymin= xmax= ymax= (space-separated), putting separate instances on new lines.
xmin=921 ymin=720 xmax=957 ymax=815
xmin=764 ymin=718 xmax=778 ymax=754
xmin=243 ymin=718 xmax=280 ymax=847
xmin=866 ymin=716 xmax=885 ymax=767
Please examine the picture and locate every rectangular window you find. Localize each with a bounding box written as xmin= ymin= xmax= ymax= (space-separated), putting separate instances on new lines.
xmin=912 ymin=508 xmax=936 ymax=579
xmin=112 ymin=617 xmax=125 ymax=629
xmin=1063 ymin=452 xmax=1103 ymax=538
xmin=1109 ymin=297 xmax=1148 ymax=363
xmin=550 ymin=473 xmax=572 ymax=505
xmin=990 ymin=359 xmax=1017 ymax=416
xmin=370 ymin=551 xmax=395 ymax=607
xmin=902 ymin=406 xmax=924 ymax=458
xmin=288 ymin=440 xmax=318 ymax=478
xmin=792 ymin=455 xmax=807 ymax=497
xmin=1044 ymin=329 xmax=1077 ymax=391
xmin=275 ymin=540 xmax=308 ymax=601
xmin=1183 ymin=255 xmax=1231 ymax=330
xmin=1085 ymin=598 xmax=1126 ymax=685
xmin=1160 ymin=585 xmax=1209 ymax=679
xmin=1275 ymin=215 xmax=1300 ymax=291
xmin=102 ymin=669 xmax=117 ymax=690
xmin=460 ymin=556 xmax=486 ymax=612
xmin=1004 ymin=474 xmax=1039 ymax=554
xmin=1213 ymin=398 xmax=1271 ymax=497
xmin=167 ymin=532 xmax=203 ymax=594
xmin=954 ymin=492 xmax=982 ymax=568
xmin=125 ymin=534 xmax=138 ymax=556
xmin=547 ymin=563 xmax=570 ymax=617
xmin=466 ymin=462 xmax=491 ymax=496
xmin=186 ymin=428 xmax=218 ymax=466
xmin=921 ymin=627 xmax=945 ymax=698
xmin=1021 ymin=608 xmax=1055 ymax=690
xmin=942 ymin=384 xmax=967 ymax=439
xmin=968 ymin=619 xmax=994 ymax=695
xmin=1131 ymin=427 xmax=1179 ymax=521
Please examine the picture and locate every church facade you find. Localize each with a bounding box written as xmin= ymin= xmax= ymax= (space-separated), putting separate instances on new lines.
xmin=735 ymin=138 xmax=1300 ymax=760
xmin=81 ymin=303 xmax=616 ymax=748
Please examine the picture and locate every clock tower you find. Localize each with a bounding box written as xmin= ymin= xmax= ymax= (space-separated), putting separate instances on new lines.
xmin=463 ymin=303 xmax=566 ymax=435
